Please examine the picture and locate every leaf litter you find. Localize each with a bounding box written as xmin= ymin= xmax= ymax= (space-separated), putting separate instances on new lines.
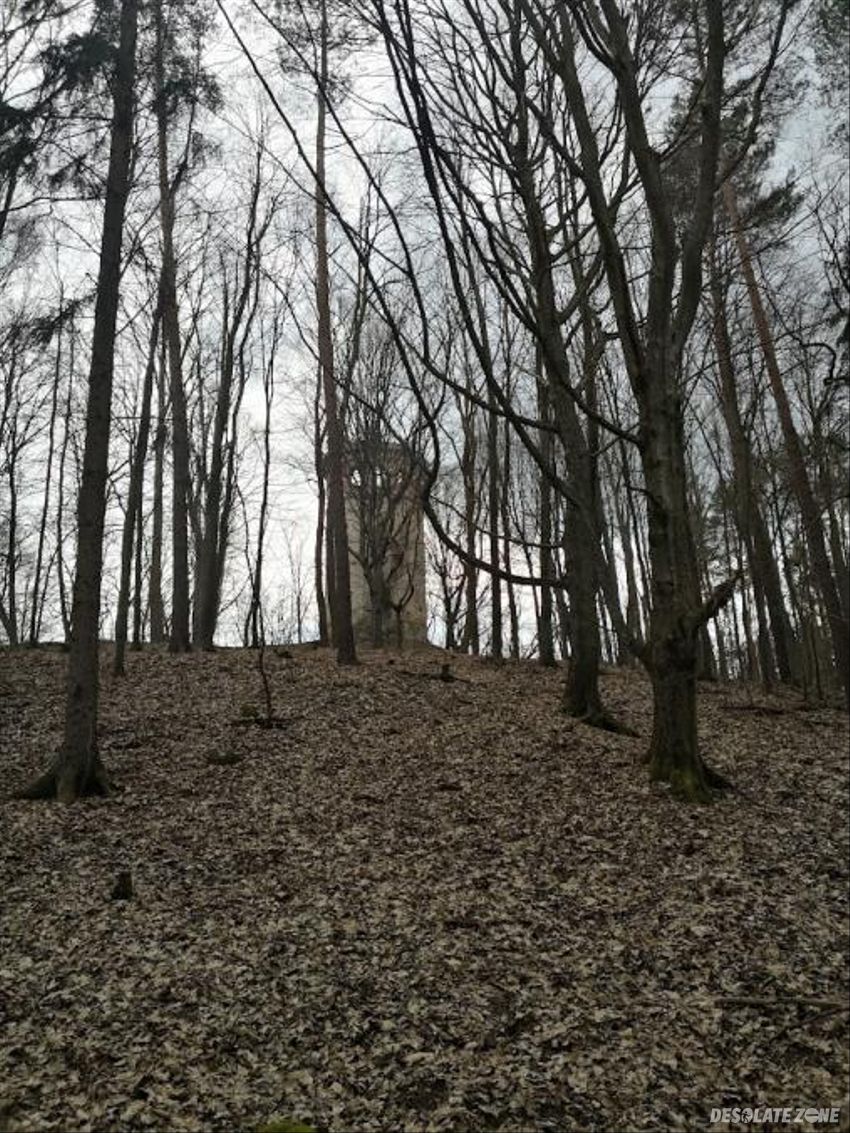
xmin=0 ymin=646 xmax=848 ymax=1132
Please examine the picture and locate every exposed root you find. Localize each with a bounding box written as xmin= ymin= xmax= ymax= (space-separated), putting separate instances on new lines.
xmin=703 ymin=761 xmax=734 ymax=792
xmin=572 ymin=708 xmax=639 ymax=737
xmin=662 ymin=765 xmax=714 ymax=805
xmin=647 ymin=754 xmax=734 ymax=803
xmin=15 ymin=757 xmax=112 ymax=803
xmin=15 ymin=767 xmax=59 ymax=801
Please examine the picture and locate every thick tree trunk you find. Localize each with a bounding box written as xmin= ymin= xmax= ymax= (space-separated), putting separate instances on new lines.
xmin=20 ymin=0 xmax=137 ymax=801
xmin=546 ymin=348 xmax=608 ymax=724
xmin=541 ymin=0 xmax=729 ymax=791
xmin=647 ymin=646 xmax=706 ymax=798
xmin=562 ymin=517 xmax=605 ymax=720
xmin=641 ymin=381 xmax=733 ymax=800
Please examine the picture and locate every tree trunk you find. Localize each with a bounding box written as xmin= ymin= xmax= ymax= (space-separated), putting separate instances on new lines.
xmin=642 ymin=378 xmax=728 ymax=800
xmin=148 ymin=340 xmax=167 ymax=644
xmin=29 ymin=302 xmax=63 ymax=645
xmin=56 ymin=326 xmax=75 ymax=645
xmin=248 ymin=332 xmax=274 ymax=648
xmin=458 ymin=377 xmax=480 ymax=655
xmin=114 ymin=294 xmax=161 ymax=675
xmin=543 ymin=324 xmax=607 ymax=723
xmin=536 ymin=354 xmax=556 ymax=666
xmin=513 ymin=91 xmax=608 ymax=718
xmin=501 ymin=414 xmax=521 ymax=659
xmin=486 ymin=383 xmax=503 ymax=659
xmin=459 ymin=435 xmax=480 ymax=655
xmin=197 ymin=178 xmax=262 ymax=649
xmin=155 ymin=0 xmax=191 ymax=654
xmin=132 ymin=474 xmax=144 ymax=649
xmin=5 ymin=446 xmax=19 ymax=645
xmin=709 ymin=234 xmax=795 ymax=683
xmin=813 ymin=407 xmax=850 ymax=627
xmin=313 ymin=369 xmax=329 ymax=645
xmin=616 ymin=494 xmax=642 ymax=655
xmin=723 ymin=179 xmax=849 ymax=703
xmin=315 ymin=0 xmax=355 ymax=664
xmin=20 ymin=0 xmax=138 ymax=801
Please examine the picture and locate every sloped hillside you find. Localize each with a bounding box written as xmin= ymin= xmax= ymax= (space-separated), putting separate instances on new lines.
xmin=1 ymin=646 xmax=848 ymax=1133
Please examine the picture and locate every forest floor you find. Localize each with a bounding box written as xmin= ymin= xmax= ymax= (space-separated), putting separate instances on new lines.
xmin=0 ymin=645 xmax=848 ymax=1133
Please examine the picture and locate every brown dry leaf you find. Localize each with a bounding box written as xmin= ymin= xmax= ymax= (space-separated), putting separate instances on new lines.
xmin=1 ymin=645 xmax=847 ymax=1132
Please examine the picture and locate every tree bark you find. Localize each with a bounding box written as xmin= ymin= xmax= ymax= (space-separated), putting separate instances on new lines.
xmin=56 ymin=324 xmax=75 ymax=644
xmin=486 ymin=382 xmax=503 ymax=659
xmin=313 ymin=368 xmax=330 ymax=645
xmin=155 ymin=0 xmax=191 ymax=654
xmin=196 ymin=171 xmax=263 ymax=648
xmin=148 ymin=337 xmax=167 ymax=644
xmin=132 ymin=469 xmax=144 ymax=649
xmin=315 ymin=0 xmax=356 ymax=663
xmin=536 ymin=352 xmax=556 ymax=666
xmin=550 ymin=0 xmax=731 ymax=793
xmin=247 ymin=320 xmax=275 ymax=649
xmin=20 ymin=0 xmax=138 ymax=801
xmin=28 ymin=300 xmax=63 ymax=645
xmin=723 ymin=179 xmax=849 ymax=704
xmin=709 ymin=233 xmax=796 ymax=684
xmin=507 ymin=18 xmax=608 ymax=719
xmin=114 ymin=293 xmax=161 ymax=675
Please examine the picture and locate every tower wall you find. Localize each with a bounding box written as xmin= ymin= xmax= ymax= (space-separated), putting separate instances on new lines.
xmin=344 ymin=452 xmax=427 ymax=647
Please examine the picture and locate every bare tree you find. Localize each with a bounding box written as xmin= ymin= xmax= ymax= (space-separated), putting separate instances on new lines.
xmin=20 ymin=0 xmax=138 ymax=801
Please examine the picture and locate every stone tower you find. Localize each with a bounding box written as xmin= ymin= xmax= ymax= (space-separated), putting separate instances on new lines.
xmin=345 ymin=441 xmax=427 ymax=647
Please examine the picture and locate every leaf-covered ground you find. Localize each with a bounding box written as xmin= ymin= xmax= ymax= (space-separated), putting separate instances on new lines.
xmin=1 ymin=646 xmax=848 ymax=1133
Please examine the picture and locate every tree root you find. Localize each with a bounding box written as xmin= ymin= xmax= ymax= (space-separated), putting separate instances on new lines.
xmin=572 ymin=708 xmax=639 ymax=737
xmin=661 ymin=766 xmax=715 ymax=805
xmin=15 ymin=758 xmax=112 ymax=802
xmin=14 ymin=768 xmax=59 ymax=801
xmin=648 ymin=758 xmax=735 ymax=803
xmin=703 ymin=762 xmax=734 ymax=792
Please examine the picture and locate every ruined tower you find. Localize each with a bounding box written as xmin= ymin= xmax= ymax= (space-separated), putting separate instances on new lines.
xmin=344 ymin=440 xmax=427 ymax=647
